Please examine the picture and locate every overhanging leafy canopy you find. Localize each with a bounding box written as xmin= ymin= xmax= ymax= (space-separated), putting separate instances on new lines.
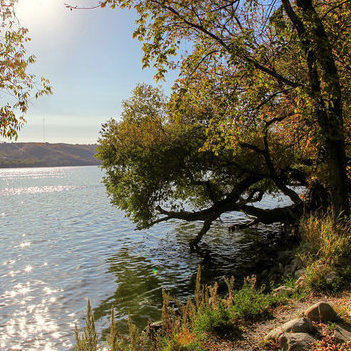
xmin=0 ymin=0 xmax=52 ymax=139
xmin=97 ymin=84 xmax=308 ymax=247
xmin=96 ymin=0 xmax=351 ymax=245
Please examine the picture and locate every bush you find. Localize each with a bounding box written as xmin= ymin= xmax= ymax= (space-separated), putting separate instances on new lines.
xmin=193 ymin=275 xmax=292 ymax=335
xmin=193 ymin=302 xmax=231 ymax=334
xmin=229 ymin=282 xmax=276 ymax=320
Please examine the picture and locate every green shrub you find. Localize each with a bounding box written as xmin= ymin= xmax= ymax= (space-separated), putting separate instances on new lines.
xmin=304 ymin=261 xmax=344 ymax=292
xmin=193 ymin=302 xmax=231 ymax=334
xmin=75 ymin=302 xmax=146 ymax=351
xmin=229 ymin=281 xmax=289 ymax=321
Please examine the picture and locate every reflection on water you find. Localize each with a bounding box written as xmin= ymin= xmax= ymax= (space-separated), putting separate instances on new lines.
xmin=94 ymin=248 xmax=164 ymax=335
xmin=0 ymin=166 xmax=288 ymax=350
xmin=93 ymin=221 xmax=286 ymax=338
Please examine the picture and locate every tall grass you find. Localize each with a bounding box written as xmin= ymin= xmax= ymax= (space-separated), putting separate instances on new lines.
xmin=299 ymin=213 xmax=351 ymax=291
xmin=75 ymin=301 xmax=145 ymax=351
xmin=152 ymin=268 xmax=293 ymax=350
xmin=300 ymin=214 xmax=351 ymax=265
xmin=75 ymin=300 xmax=98 ymax=351
xmin=75 ymin=267 xmax=298 ymax=350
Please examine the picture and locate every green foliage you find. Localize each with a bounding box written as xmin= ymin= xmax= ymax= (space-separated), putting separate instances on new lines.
xmin=193 ymin=302 xmax=231 ymax=335
xmin=128 ymin=316 xmax=146 ymax=351
xmin=300 ymin=214 xmax=351 ymax=265
xmin=159 ymin=335 xmax=203 ymax=351
xmin=157 ymin=267 xmax=300 ymax=349
xmin=228 ymin=282 xmax=276 ymax=321
xmin=97 ymin=83 xmax=268 ymax=231
xmin=97 ymin=0 xmax=351 ymax=218
xmin=304 ymin=262 xmax=344 ymax=293
xmin=97 ymin=0 xmax=351 ymax=242
xmin=74 ymin=267 xmax=303 ymax=351
xmin=0 ymin=0 xmax=52 ymax=139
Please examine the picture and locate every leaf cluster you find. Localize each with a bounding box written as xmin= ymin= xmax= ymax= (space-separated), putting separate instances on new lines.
xmin=97 ymin=84 xmax=271 ymax=229
xmin=0 ymin=0 xmax=52 ymax=139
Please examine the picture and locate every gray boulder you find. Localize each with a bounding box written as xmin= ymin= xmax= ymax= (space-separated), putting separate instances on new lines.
xmin=278 ymin=332 xmax=317 ymax=351
xmin=333 ymin=322 xmax=351 ymax=343
xmin=273 ymin=286 xmax=295 ymax=296
xmin=267 ymin=317 xmax=316 ymax=340
xmin=305 ymin=302 xmax=338 ymax=322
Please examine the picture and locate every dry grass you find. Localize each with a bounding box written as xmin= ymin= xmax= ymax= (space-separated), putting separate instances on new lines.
xmin=300 ymin=214 xmax=351 ymax=265
xmin=299 ymin=213 xmax=351 ymax=292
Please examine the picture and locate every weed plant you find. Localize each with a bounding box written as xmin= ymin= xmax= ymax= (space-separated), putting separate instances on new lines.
xmin=75 ymin=267 xmax=298 ymax=351
xmin=75 ymin=300 xmax=146 ymax=351
xmin=75 ymin=300 xmax=98 ymax=351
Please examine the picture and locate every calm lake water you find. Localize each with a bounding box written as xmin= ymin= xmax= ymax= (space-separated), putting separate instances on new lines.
xmin=0 ymin=166 xmax=287 ymax=350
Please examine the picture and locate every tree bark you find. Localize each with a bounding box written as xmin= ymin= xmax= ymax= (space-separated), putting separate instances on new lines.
xmin=282 ymin=0 xmax=349 ymax=216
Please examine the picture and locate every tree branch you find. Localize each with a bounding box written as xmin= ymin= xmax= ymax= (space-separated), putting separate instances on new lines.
xmin=262 ymin=131 xmax=302 ymax=204
xmin=189 ymin=218 xmax=215 ymax=251
xmin=151 ymin=0 xmax=300 ymax=88
xmin=240 ymin=202 xmax=303 ymax=224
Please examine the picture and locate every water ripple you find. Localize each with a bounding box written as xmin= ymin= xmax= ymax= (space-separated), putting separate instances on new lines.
xmin=0 ymin=166 xmax=289 ymax=350
xmin=0 ymin=185 xmax=80 ymax=196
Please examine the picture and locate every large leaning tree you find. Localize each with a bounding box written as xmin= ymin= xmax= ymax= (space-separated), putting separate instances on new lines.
xmin=96 ymin=0 xmax=351 ymax=247
xmin=0 ymin=0 xmax=52 ymax=139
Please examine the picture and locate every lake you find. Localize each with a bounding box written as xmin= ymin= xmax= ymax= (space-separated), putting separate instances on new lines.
xmin=0 ymin=166 xmax=287 ymax=350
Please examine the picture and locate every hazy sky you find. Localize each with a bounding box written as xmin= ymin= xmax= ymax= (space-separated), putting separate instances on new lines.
xmin=6 ymin=0 xmax=178 ymax=144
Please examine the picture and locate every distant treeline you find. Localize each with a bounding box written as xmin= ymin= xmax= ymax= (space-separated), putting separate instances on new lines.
xmin=0 ymin=142 xmax=100 ymax=168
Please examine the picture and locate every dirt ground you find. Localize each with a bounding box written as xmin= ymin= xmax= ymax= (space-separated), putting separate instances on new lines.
xmin=204 ymin=292 xmax=351 ymax=351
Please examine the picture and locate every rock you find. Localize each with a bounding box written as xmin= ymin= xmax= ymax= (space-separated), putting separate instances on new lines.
xmin=147 ymin=320 xmax=162 ymax=337
xmin=305 ymin=302 xmax=338 ymax=322
xmin=267 ymin=317 xmax=316 ymax=340
xmin=149 ymin=320 xmax=162 ymax=329
xmin=333 ymin=322 xmax=351 ymax=343
xmin=284 ymin=257 xmax=303 ymax=276
xmin=273 ymin=286 xmax=295 ymax=296
xmin=290 ymin=257 xmax=302 ymax=272
xmin=325 ymin=271 xmax=339 ymax=284
xmin=278 ymin=250 xmax=293 ymax=261
xmin=278 ymin=332 xmax=317 ymax=351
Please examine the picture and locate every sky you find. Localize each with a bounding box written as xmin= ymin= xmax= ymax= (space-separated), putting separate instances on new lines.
xmin=5 ymin=0 xmax=178 ymax=144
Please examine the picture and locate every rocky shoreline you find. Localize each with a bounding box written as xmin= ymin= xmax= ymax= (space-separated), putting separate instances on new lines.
xmin=265 ymin=301 xmax=351 ymax=350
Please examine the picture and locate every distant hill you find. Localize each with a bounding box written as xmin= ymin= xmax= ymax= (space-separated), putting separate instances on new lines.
xmin=0 ymin=142 xmax=101 ymax=168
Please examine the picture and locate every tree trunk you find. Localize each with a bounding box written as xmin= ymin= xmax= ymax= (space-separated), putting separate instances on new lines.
xmin=283 ymin=0 xmax=350 ymax=217
xmin=325 ymin=137 xmax=350 ymax=216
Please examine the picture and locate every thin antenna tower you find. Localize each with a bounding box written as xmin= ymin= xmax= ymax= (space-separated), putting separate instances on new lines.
xmin=43 ymin=117 xmax=46 ymax=142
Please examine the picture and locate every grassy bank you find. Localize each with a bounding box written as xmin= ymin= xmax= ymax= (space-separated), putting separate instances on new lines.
xmin=74 ymin=214 xmax=351 ymax=351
